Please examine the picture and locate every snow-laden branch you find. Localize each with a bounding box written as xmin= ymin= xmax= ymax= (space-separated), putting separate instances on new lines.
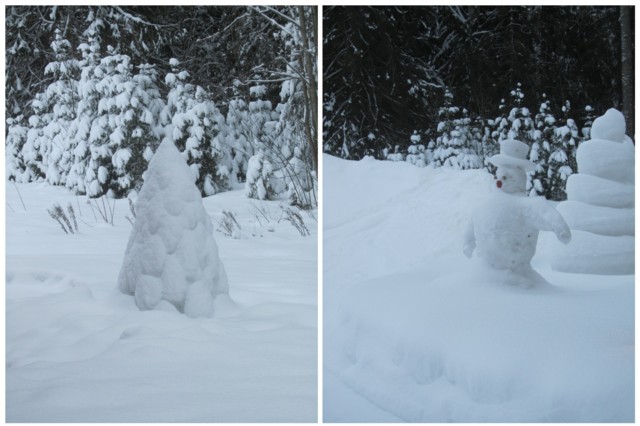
xmin=112 ymin=6 xmax=171 ymax=28
xmin=249 ymin=6 xmax=296 ymax=38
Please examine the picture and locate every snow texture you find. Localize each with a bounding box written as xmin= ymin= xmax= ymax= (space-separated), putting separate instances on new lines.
xmin=550 ymin=108 xmax=634 ymax=274
xmin=6 ymin=182 xmax=317 ymax=422
xmin=590 ymin=108 xmax=626 ymax=142
xmin=117 ymin=138 xmax=228 ymax=317
xmin=324 ymin=154 xmax=633 ymax=422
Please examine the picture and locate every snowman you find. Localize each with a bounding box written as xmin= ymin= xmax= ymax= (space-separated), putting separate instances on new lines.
xmin=463 ymin=139 xmax=572 ymax=285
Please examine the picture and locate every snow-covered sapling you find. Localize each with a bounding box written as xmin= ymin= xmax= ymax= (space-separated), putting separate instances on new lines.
xmin=118 ymin=138 xmax=229 ymax=317
xmin=463 ymin=139 xmax=571 ymax=285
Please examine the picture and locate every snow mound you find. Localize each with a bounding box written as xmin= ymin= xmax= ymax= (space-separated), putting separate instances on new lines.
xmin=118 ymin=138 xmax=228 ymax=317
xmin=324 ymin=154 xmax=634 ymax=422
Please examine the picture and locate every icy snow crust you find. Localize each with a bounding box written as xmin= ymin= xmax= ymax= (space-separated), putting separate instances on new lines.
xmin=6 ymin=183 xmax=317 ymax=422
xmin=117 ymin=139 xmax=227 ymax=317
xmin=324 ymin=155 xmax=633 ymax=422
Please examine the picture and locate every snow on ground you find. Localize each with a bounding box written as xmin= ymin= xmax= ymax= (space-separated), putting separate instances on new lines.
xmin=6 ymin=182 xmax=317 ymax=422
xmin=323 ymin=154 xmax=634 ymax=422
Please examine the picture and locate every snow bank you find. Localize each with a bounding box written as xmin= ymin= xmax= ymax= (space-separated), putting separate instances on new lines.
xmin=324 ymin=154 xmax=633 ymax=422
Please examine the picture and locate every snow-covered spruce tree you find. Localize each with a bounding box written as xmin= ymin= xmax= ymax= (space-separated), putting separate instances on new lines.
xmin=41 ymin=28 xmax=80 ymax=185
xmin=432 ymin=89 xmax=481 ymax=169
xmin=115 ymin=63 xmax=164 ymax=196
xmin=529 ymin=96 xmax=555 ymax=197
xmin=161 ymin=58 xmax=230 ymax=197
xmin=225 ymin=95 xmax=253 ymax=187
xmin=18 ymin=29 xmax=79 ymax=185
xmin=244 ymin=85 xmax=278 ymax=201
xmin=486 ymin=97 xmax=508 ymax=171
xmin=22 ymin=91 xmax=50 ymax=181
xmin=581 ymin=105 xmax=596 ymax=139
xmin=85 ymin=47 xmax=132 ymax=197
xmin=86 ymin=47 xmax=164 ymax=198
xmin=240 ymin=6 xmax=317 ymax=208
xmin=406 ymin=131 xmax=427 ymax=167
xmin=504 ymin=83 xmax=535 ymax=145
xmin=547 ymin=101 xmax=579 ymax=200
xmin=272 ymin=76 xmax=317 ymax=208
xmin=118 ymin=138 xmax=229 ymax=318
xmin=66 ymin=27 xmax=102 ymax=194
xmin=5 ymin=116 xmax=30 ymax=182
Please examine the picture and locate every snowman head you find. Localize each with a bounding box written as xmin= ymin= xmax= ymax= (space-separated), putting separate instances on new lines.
xmin=495 ymin=165 xmax=527 ymax=194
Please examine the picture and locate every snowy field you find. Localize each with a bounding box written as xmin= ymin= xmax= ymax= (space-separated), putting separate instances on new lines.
xmin=323 ymin=154 xmax=634 ymax=422
xmin=6 ymin=182 xmax=317 ymax=422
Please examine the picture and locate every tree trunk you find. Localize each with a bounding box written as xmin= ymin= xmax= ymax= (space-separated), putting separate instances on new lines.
xmin=297 ymin=6 xmax=318 ymax=173
xmin=620 ymin=6 xmax=634 ymax=139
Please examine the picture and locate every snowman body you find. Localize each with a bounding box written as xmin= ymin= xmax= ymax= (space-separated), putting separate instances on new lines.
xmin=464 ymin=165 xmax=571 ymax=275
xmin=471 ymin=190 xmax=540 ymax=271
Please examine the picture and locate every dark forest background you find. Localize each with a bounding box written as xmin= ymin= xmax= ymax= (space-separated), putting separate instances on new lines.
xmin=6 ymin=6 xmax=318 ymax=207
xmin=323 ymin=6 xmax=634 ymax=163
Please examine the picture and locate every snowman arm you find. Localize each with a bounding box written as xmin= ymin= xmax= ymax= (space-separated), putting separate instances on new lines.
xmin=463 ymin=220 xmax=476 ymax=258
xmin=528 ymin=200 xmax=572 ymax=244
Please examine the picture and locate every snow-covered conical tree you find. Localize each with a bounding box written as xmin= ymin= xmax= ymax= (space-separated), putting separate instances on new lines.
xmin=86 ymin=47 xmax=163 ymax=198
xmin=406 ymin=131 xmax=427 ymax=168
xmin=581 ymin=105 xmax=596 ymax=139
xmin=113 ymin=62 xmax=164 ymax=196
xmin=20 ymin=29 xmax=79 ymax=185
xmin=244 ymin=85 xmax=279 ymax=200
xmin=86 ymin=46 xmax=133 ymax=197
xmin=67 ymin=28 xmax=102 ymax=194
xmin=225 ymin=97 xmax=253 ymax=186
xmin=42 ymin=28 xmax=80 ymax=185
xmin=433 ymin=89 xmax=481 ymax=169
xmin=161 ymin=59 xmax=229 ymax=196
xmin=22 ymin=91 xmax=50 ymax=180
xmin=506 ymin=83 xmax=534 ymax=144
xmin=6 ymin=115 xmax=30 ymax=182
xmin=529 ymin=96 xmax=555 ymax=197
xmin=546 ymin=100 xmax=579 ymax=200
xmin=118 ymin=138 xmax=229 ymax=318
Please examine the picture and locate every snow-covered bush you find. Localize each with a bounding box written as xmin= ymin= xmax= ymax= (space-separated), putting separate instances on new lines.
xmin=245 ymin=151 xmax=275 ymax=200
xmin=118 ymin=138 xmax=229 ymax=317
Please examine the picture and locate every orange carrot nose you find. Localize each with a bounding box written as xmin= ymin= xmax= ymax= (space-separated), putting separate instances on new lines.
xmin=496 ymin=180 xmax=503 ymax=189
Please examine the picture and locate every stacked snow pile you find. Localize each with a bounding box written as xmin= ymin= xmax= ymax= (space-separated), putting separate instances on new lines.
xmin=550 ymin=108 xmax=634 ymax=274
xmin=118 ymin=138 xmax=229 ymax=317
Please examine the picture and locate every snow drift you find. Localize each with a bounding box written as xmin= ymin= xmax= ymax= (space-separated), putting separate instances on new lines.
xmin=6 ymin=182 xmax=317 ymax=422
xmin=323 ymin=154 xmax=634 ymax=422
